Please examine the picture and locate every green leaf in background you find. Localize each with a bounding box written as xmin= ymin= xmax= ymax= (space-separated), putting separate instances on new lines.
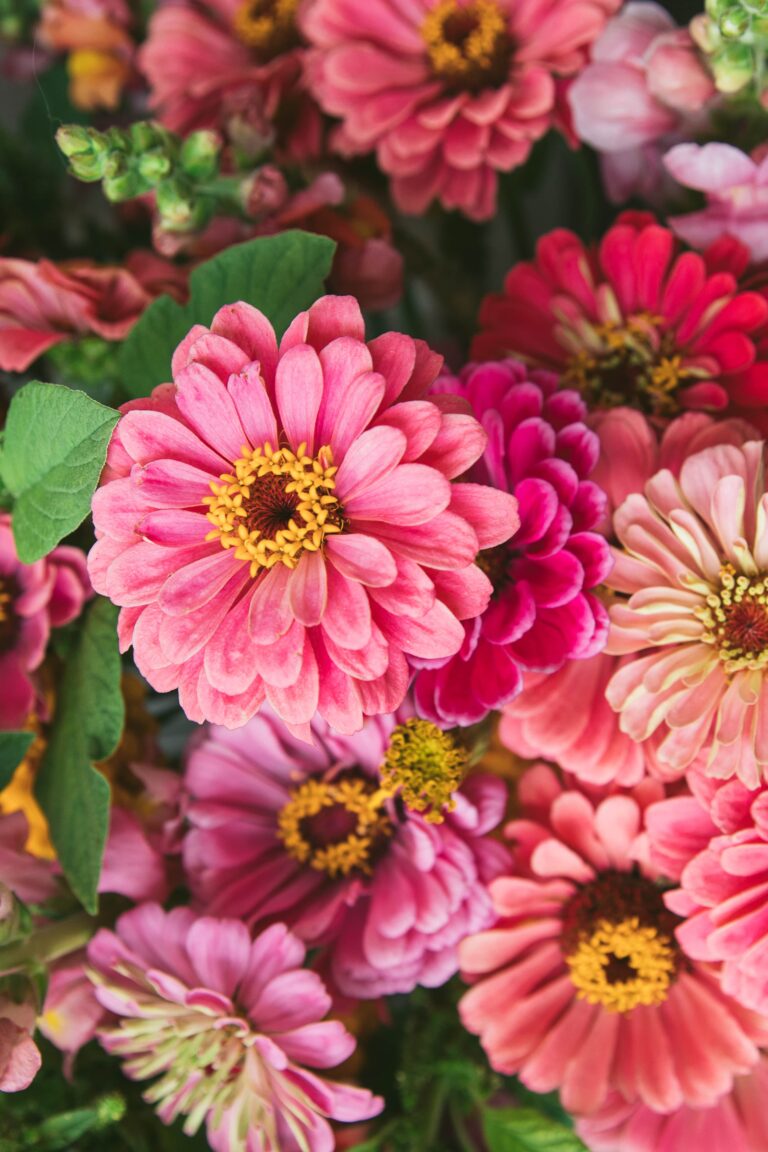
xmin=0 ymin=731 xmax=34 ymax=791
xmin=482 ymin=1107 xmax=588 ymax=1152
xmin=35 ymin=597 xmax=124 ymax=913
xmin=119 ymin=230 xmax=337 ymax=399
xmin=1 ymin=382 xmax=118 ymax=563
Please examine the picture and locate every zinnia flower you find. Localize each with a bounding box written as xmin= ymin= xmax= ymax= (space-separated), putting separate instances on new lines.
xmin=413 ymin=359 xmax=612 ymax=728
xmin=576 ymin=1060 xmax=768 ymax=1152
xmin=301 ymin=0 xmax=619 ymax=221
xmin=138 ymin=0 xmax=320 ymax=160
xmin=0 ymin=516 xmax=91 ymax=731
xmin=605 ymin=440 xmax=768 ymax=786
xmin=473 ymin=213 xmax=768 ymax=416
xmin=87 ymin=906 xmax=383 ymax=1150
xmin=458 ymin=764 xmax=768 ymax=1115
xmin=89 ymin=295 xmax=517 ymax=733
xmin=182 ymin=705 xmax=509 ymax=997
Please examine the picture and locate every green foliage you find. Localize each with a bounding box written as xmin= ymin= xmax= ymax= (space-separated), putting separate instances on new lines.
xmin=118 ymin=230 xmax=336 ymax=398
xmin=482 ymin=1108 xmax=588 ymax=1152
xmin=35 ymin=598 xmax=125 ymax=913
xmin=1 ymin=382 xmax=118 ymax=563
xmin=0 ymin=730 xmax=35 ymax=790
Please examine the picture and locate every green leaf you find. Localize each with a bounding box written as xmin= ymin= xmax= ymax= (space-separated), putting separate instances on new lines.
xmin=119 ymin=230 xmax=336 ymax=399
xmin=1 ymin=382 xmax=118 ymax=563
xmin=35 ymin=597 xmax=124 ymax=912
xmin=0 ymin=731 xmax=34 ymax=790
xmin=482 ymin=1108 xmax=588 ymax=1152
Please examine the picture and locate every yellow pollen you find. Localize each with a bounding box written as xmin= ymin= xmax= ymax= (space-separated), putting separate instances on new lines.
xmin=203 ymin=442 xmax=343 ymax=577
xmin=697 ymin=564 xmax=768 ymax=671
xmin=379 ymin=718 xmax=466 ymax=823
xmin=276 ymin=777 xmax=391 ymax=878
xmin=422 ymin=0 xmax=511 ymax=91
xmin=233 ymin=0 xmax=301 ymax=56
xmin=565 ymin=917 xmax=678 ymax=1013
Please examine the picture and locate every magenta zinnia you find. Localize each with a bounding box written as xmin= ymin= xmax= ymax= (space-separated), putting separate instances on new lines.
xmin=89 ymin=295 xmax=517 ymax=732
xmin=88 ymin=906 xmax=382 ymax=1150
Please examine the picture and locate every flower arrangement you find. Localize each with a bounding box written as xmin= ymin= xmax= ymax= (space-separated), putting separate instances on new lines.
xmin=3 ymin=1 xmax=768 ymax=1150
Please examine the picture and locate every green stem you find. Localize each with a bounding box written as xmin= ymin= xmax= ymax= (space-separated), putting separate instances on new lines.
xmin=449 ymin=1103 xmax=477 ymax=1152
xmin=0 ymin=913 xmax=95 ymax=973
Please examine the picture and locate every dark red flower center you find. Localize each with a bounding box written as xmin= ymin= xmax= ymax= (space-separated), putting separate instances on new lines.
xmin=422 ymin=0 xmax=512 ymax=92
xmin=698 ymin=565 xmax=768 ymax=670
xmin=233 ymin=0 xmax=302 ymax=59
xmin=0 ymin=577 xmax=18 ymax=652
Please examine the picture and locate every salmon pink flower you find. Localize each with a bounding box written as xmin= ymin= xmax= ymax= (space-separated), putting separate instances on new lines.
xmin=87 ymin=906 xmax=382 ymax=1150
xmin=182 ymin=705 xmax=510 ymax=997
xmin=459 ymin=765 xmax=768 ymax=1115
xmin=301 ymin=0 xmax=619 ymax=221
xmin=89 ymin=295 xmax=517 ymax=733
xmin=413 ymin=359 xmax=612 ymax=728
xmin=474 ymin=214 xmax=768 ymax=416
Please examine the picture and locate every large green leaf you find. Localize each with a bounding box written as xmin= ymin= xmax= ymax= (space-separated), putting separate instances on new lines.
xmin=0 ymin=731 xmax=35 ymax=790
xmin=119 ymin=230 xmax=336 ymax=398
xmin=1 ymin=382 xmax=118 ymax=563
xmin=482 ymin=1108 xmax=588 ymax=1152
xmin=35 ymin=597 xmax=124 ymax=913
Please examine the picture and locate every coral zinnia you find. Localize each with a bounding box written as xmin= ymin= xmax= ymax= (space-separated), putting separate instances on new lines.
xmin=88 ymin=906 xmax=382 ymax=1150
xmin=89 ymin=295 xmax=517 ymax=732
xmin=474 ymin=214 xmax=768 ymax=416
xmin=301 ymin=0 xmax=618 ymax=221
xmin=182 ymin=705 xmax=509 ymax=998
xmin=458 ymin=765 xmax=768 ymax=1115
xmin=606 ymin=440 xmax=768 ymax=787
xmin=413 ymin=359 xmax=612 ymax=727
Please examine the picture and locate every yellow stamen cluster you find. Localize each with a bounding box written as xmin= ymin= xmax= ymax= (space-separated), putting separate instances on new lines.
xmin=203 ymin=442 xmax=342 ymax=577
xmin=698 ymin=564 xmax=768 ymax=671
xmin=565 ymin=917 xmax=678 ymax=1013
xmin=380 ymin=718 xmax=467 ymax=823
xmin=233 ymin=0 xmax=301 ymax=57
xmin=0 ymin=585 xmax=11 ymax=626
xmin=277 ymin=777 xmax=391 ymax=878
xmin=422 ymin=0 xmax=510 ymax=90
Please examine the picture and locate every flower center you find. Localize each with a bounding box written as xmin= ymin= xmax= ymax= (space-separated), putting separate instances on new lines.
xmin=233 ymin=0 xmax=301 ymax=58
xmin=475 ymin=543 xmax=512 ymax=596
xmin=277 ymin=773 xmax=392 ymax=878
xmin=379 ymin=718 xmax=467 ymax=823
xmin=562 ymin=314 xmax=699 ymax=417
xmin=203 ymin=442 xmax=344 ymax=576
xmin=422 ymin=0 xmax=512 ymax=92
xmin=0 ymin=577 xmax=17 ymax=651
xmin=561 ymin=871 xmax=682 ymax=1013
xmin=698 ymin=564 xmax=768 ymax=671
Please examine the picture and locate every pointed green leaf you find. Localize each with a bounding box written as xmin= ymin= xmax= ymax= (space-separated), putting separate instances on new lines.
xmin=1 ymin=382 xmax=118 ymax=563
xmin=482 ymin=1108 xmax=587 ymax=1152
xmin=35 ymin=597 xmax=124 ymax=912
xmin=0 ymin=731 xmax=35 ymax=790
xmin=119 ymin=230 xmax=336 ymax=398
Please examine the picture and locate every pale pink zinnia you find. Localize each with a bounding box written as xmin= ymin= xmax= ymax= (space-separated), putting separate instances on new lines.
xmin=87 ymin=906 xmax=382 ymax=1150
xmin=606 ymin=440 xmax=768 ymax=787
xmin=182 ymin=705 xmax=510 ymax=998
xmin=459 ymin=764 xmax=768 ymax=1115
xmin=302 ymin=0 xmax=619 ymax=221
xmin=89 ymin=295 xmax=517 ymax=733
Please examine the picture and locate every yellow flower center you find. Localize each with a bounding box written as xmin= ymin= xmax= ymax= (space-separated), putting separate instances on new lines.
xmin=380 ymin=718 xmax=466 ymax=823
xmin=203 ymin=442 xmax=343 ymax=577
xmin=561 ymin=870 xmax=682 ymax=1014
xmin=233 ymin=0 xmax=301 ymax=58
xmin=0 ymin=578 xmax=16 ymax=650
xmin=277 ymin=774 xmax=391 ymax=878
xmin=562 ymin=313 xmax=700 ymax=417
xmin=698 ymin=564 xmax=768 ymax=671
xmin=422 ymin=0 xmax=512 ymax=92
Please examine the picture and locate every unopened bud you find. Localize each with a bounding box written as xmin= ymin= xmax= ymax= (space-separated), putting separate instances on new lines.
xmin=179 ymin=130 xmax=221 ymax=180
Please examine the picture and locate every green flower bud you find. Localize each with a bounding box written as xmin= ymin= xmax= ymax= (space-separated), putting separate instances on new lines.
xmin=719 ymin=5 xmax=751 ymax=37
xmin=713 ymin=40 xmax=757 ymax=90
xmin=137 ymin=148 xmax=173 ymax=184
xmin=55 ymin=125 xmax=109 ymax=182
xmin=179 ymin=130 xmax=221 ymax=180
xmin=155 ymin=179 xmax=210 ymax=232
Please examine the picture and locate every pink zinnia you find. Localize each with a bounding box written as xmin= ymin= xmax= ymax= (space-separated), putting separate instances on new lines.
xmin=458 ymin=764 xmax=768 ymax=1115
xmin=413 ymin=359 xmax=612 ymax=728
xmin=474 ymin=213 xmax=768 ymax=415
xmin=0 ymin=516 xmax=91 ymax=730
xmin=606 ymin=440 xmax=768 ymax=786
xmin=89 ymin=295 xmax=517 ymax=733
xmin=301 ymin=0 xmax=619 ymax=221
xmin=88 ymin=906 xmax=382 ymax=1150
xmin=577 ymin=1060 xmax=768 ymax=1152
xmin=182 ymin=705 xmax=509 ymax=998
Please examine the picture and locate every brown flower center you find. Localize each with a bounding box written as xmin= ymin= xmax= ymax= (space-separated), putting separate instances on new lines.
xmin=233 ymin=0 xmax=301 ymax=59
xmin=277 ymin=772 xmax=392 ymax=878
xmin=422 ymin=0 xmax=512 ymax=92
xmin=561 ymin=871 xmax=682 ymax=1013
xmin=698 ymin=565 xmax=768 ymax=671
xmin=0 ymin=577 xmax=17 ymax=651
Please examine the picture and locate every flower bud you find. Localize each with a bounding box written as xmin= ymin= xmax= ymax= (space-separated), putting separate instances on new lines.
xmin=179 ymin=131 xmax=221 ymax=181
